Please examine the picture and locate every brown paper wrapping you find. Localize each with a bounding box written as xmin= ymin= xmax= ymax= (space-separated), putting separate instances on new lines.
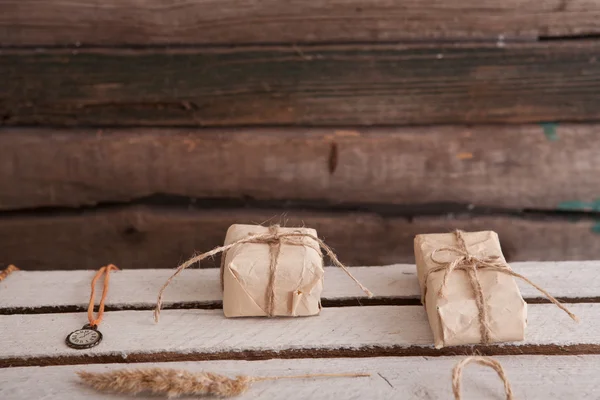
xmin=414 ymin=231 xmax=527 ymax=348
xmin=222 ymin=224 xmax=324 ymax=318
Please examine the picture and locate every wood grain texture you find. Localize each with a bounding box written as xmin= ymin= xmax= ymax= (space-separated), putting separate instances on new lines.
xmin=1 ymin=207 xmax=599 ymax=270
xmin=2 ymin=43 xmax=600 ymax=126
xmin=2 ymin=125 xmax=600 ymax=210
xmin=2 ymin=262 xmax=599 ymax=312
xmin=2 ymin=356 xmax=600 ymax=400
xmin=1 ymin=0 xmax=599 ymax=46
xmin=0 ymin=303 xmax=592 ymax=367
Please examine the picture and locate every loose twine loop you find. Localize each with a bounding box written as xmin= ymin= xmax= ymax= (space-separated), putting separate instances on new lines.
xmin=452 ymin=356 xmax=513 ymax=400
xmin=88 ymin=264 xmax=119 ymax=328
xmin=154 ymin=225 xmax=373 ymax=322
xmin=77 ymin=367 xmax=370 ymax=398
xmin=423 ymin=230 xmax=578 ymax=345
xmin=0 ymin=265 xmax=19 ymax=282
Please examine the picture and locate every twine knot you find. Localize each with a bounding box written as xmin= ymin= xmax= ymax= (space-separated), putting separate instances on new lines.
xmin=424 ymin=230 xmax=578 ymax=345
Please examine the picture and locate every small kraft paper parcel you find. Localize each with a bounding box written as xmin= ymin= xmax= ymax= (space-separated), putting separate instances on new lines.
xmin=154 ymin=224 xmax=373 ymax=321
xmin=222 ymin=224 xmax=324 ymax=317
xmin=414 ymin=230 xmax=578 ymax=349
xmin=221 ymin=224 xmax=373 ymax=317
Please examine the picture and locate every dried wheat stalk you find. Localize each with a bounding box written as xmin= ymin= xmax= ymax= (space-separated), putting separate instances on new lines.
xmin=78 ymin=367 xmax=369 ymax=398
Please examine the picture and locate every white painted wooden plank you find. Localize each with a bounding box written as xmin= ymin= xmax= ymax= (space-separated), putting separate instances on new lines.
xmin=2 ymin=355 xmax=600 ymax=400
xmin=1 ymin=261 xmax=599 ymax=310
xmin=0 ymin=304 xmax=593 ymax=361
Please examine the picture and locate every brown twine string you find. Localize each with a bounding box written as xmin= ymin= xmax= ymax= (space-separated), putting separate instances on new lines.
xmin=423 ymin=230 xmax=578 ymax=345
xmin=77 ymin=367 xmax=370 ymax=398
xmin=452 ymin=356 xmax=513 ymax=400
xmin=154 ymin=225 xmax=373 ymax=322
xmin=0 ymin=265 xmax=19 ymax=281
xmin=265 ymin=225 xmax=282 ymax=317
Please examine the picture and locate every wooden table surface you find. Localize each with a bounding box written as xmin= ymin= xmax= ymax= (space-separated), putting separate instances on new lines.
xmin=1 ymin=262 xmax=598 ymax=399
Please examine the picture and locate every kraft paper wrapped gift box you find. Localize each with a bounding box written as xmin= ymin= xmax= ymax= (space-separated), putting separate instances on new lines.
xmin=221 ymin=224 xmax=324 ymax=318
xmin=414 ymin=231 xmax=528 ymax=349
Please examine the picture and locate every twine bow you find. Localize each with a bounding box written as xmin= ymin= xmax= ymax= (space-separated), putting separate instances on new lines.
xmin=423 ymin=230 xmax=578 ymax=345
xmin=155 ymin=225 xmax=373 ymax=322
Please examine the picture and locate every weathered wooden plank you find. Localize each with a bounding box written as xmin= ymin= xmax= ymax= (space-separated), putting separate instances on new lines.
xmin=2 ymin=125 xmax=599 ymax=210
xmin=2 ymin=43 xmax=600 ymax=126
xmin=0 ymin=266 xmax=400 ymax=311
xmin=0 ymin=304 xmax=594 ymax=367
xmin=1 ymin=0 xmax=599 ymax=46
xmin=1 ymin=207 xmax=598 ymax=270
xmin=1 ymin=262 xmax=598 ymax=312
xmin=2 ymin=356 xmax=599 ymax=399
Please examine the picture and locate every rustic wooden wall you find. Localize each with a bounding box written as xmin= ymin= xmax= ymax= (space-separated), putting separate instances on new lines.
xmin=1 ymin=0 xmax=599 ymax=269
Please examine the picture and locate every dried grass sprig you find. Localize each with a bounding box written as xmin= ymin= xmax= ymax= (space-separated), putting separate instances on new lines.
xmin=78 ymin=368 xmax=370 ymax=398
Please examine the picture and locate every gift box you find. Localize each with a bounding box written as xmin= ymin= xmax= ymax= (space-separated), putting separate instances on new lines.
xmin=221 ymin=224 xmax=325 ymax=318
xmin=414 ymin=230 xmax=527 ymax=348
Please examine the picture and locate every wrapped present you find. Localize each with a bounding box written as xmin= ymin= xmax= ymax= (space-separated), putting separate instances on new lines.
xmin=221 ymin=224 xmax=324 ymax=317
xmin=154 ymin=224 xmax=373 ymax=320
xmin=414 ymin=230 xmax=577 ymax=349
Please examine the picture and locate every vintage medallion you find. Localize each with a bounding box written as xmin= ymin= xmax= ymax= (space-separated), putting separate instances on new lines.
xmin=65 ymin=264 xmax=118 ymax=350
xmin=66 ymin=324 xmax=103 ymax=349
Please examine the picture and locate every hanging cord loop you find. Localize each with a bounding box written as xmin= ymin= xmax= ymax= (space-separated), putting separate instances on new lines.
xmin=87 ymin=264 xmax=120 ymax=328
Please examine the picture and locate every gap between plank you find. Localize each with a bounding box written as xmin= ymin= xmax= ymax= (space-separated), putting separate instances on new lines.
xmin=539 ymin=33 xmax=600 ymax=41
xmin=1 ymin=296 xmax=598 ymax=316
xmin=0 ymin=37 xmax=538 ymax=51
xmin=2 ymin=344 xmax=598 ymax=369
xmin=1 ymin=195 xmax=599 ymax=221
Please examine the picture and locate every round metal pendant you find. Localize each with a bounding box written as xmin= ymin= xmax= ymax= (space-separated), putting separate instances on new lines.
xmin=66 ymin=324 xmax=103 ymax=349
